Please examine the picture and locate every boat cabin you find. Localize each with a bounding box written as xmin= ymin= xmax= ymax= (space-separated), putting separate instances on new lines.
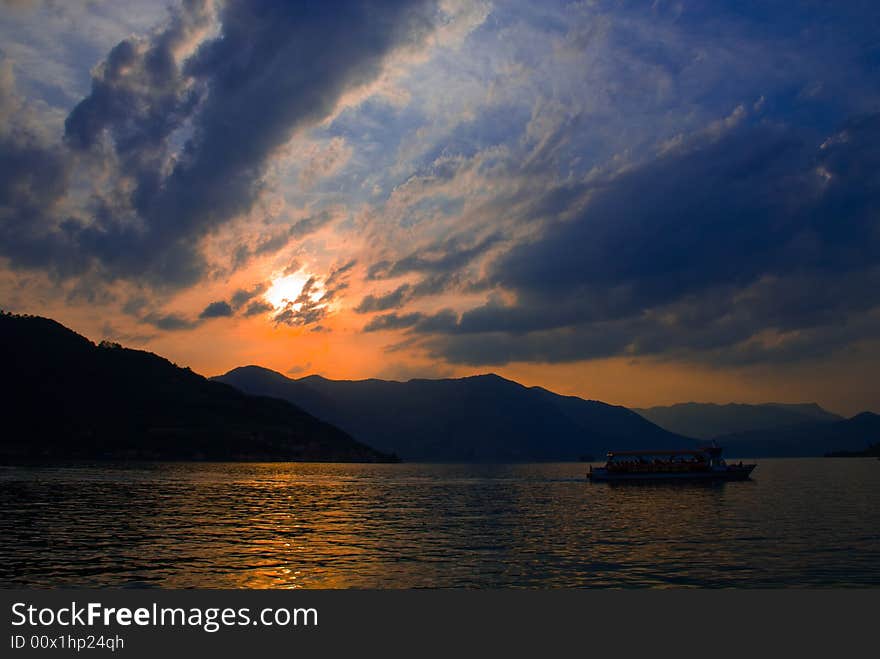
xmin=603 ymin=447 xmax=727 ymax=474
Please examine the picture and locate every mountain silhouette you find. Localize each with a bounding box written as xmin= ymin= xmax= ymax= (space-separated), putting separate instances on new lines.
xmin=0 ymin=312 xmax=392 ymax=462
xmin=215 ymin=366 xmax=695 ymax=461
xmin=826 ymin=440 xmax=880 ymax=458
xmin=716 ymin=412 xmax=880 ymax=457
xmin=633 ymin=402 xmax=843 ymax=439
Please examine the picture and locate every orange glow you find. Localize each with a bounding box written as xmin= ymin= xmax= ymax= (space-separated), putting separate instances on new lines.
xmin=264 ymin=271 xmax=323 ymax=311
xmin=15 ymin=265 xmax=879 ymax=417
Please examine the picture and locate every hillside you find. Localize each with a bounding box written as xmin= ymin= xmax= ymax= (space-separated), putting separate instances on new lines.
xmin=215 ymin=366 xmax=694 ymax=461
xmin=633 ymin=402 xmax=842 ymax=439
xmin=0 ymin=313 xmax=391 ymax=462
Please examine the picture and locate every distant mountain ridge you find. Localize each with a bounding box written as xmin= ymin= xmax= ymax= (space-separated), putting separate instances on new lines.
xmin=826 ymin=440 xmax=880 ymax=458
xmin=718 ymin=412 xmax=880 ymax=458
xmin=0 ymin=313 xmax=391 ymax=462
xmin=8 ymin=312 xmax=874 ymax=463
xmin=215 ymin=365 xmax=695 ymax=461
xmin=634 ymin=401 xmax=879 ymax=457
xmin=634 ymin=402 xmax=843 ymax=439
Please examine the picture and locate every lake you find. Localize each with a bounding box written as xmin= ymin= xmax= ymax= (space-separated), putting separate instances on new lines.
xmin=1 ymin=458 xmax=878 ymax=588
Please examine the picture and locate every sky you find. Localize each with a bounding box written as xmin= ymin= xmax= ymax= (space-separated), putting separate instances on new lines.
xmin=1 ymin=0 xmax=879 ymax=415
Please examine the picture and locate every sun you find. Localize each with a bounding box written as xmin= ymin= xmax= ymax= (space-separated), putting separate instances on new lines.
xmin=264 ymin=271 xmax=323 ymax=310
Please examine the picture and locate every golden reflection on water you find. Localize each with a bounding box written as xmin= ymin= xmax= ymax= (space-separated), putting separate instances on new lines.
xmin=1 ymin=459 xmax=879 ymax=588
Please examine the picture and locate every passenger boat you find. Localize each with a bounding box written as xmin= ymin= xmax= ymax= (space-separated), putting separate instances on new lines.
xmin=588 ymin=446 xmax=755 ymax=482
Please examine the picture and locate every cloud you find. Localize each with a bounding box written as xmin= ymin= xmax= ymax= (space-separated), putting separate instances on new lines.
xmin=364 ymin=308 xmax=457 ymax=333
xmin=294 ymin=136 xmax=353 ymax=188
xmin=355 ymin=271 xmax=465 ymax=313
xmin=63 ymin=0 xmax=212 ymax=152
xmin=199 ymin=300 xmax=233 ymax=318
xmin=141 ymin=311 xmax=199 ymax=331
xmin=0 ymin=56 xmax=74 ymax=273
xmin=258 ymin=259 xmax=358 ymax=327
xmin=286 ymin=361 xmax=312 ymax=375
xmin=4 ymin=0 xmax=880 ymax=394
xmin=100 ymin=321 xmax=157 ymax=346
xmin=384 ymin=110 xmax=880 ymax=367
xmin=283 ymin=259 xmax=303 ymax=276
xmin=272 ymin=276 xmax=326 ymax=327
xmin=496 ymin=112 xmax=879 ymax=320
xmin=229 ymin=283 xmax=267 ymax=309
xmin=0 ymin=1 xmax=39 ymax=10
xmin=366 ymin=232 xmax=502 ymax=280
xmin=1 ymin=0 xmax=442 ymax=288
xmin=324 ymin=259 xmax=357 ymax=292
xmin=250 ymin=211 xmax=337 ymax=259
xmin=243 ymin=299 xmax=273 ymax=317
xmin=363 ymin=311 xmax=423 ymax=332
xmin=355 ymin=284 xmax=412 ymax=313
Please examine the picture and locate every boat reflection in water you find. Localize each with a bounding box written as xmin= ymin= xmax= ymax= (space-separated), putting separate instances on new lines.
xmin=588 ymin=446 xmax=755 ymax=482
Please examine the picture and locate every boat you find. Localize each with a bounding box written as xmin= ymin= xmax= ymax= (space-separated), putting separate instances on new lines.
xmin=588 ymin=446 xmax=755 ymax=482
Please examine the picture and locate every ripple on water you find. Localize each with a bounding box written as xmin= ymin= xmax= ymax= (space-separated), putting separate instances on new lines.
xmin=0 ymin=459 xmax=878 ymax=588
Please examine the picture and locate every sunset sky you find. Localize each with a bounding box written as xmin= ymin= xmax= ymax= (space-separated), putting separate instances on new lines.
xmin=1 ymin=0 xmax=879 ymax=415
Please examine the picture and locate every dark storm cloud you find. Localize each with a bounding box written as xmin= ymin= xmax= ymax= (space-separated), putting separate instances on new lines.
xmin=420 ymin=298 xmax=871 ymax=368
xmin=364 ymin=309 xmax=457 ymax=333
xmin=1 ymin=0 xmax=439 ymax=287
xmin=494 ymin=122 xmax=808 ymax=316
xmin=122 ymin=295 xmax=149 ymax=316
xmin=242 ymin=299 xmax=273 ymax=317
xmin=100 ymin=321 xmax=157 ymax=346
xmin=357 ymin=231 xmax=500 ymax=319
xmin=393 ymin=112 xmax=880 ymax=366
xmin=507 ymin=114 xmax=880 ymax=310
xmin=363 ymin=312 xmax=424 ymax=332
xmin=355 ymin=283 xmax=412 ymax=313
xmin=411 ymin=272 xmax=461 ymax=296
xmin=229 ymin=283 xmax=267 ymax=310
xmin=0 ymin=56 xmax=76 ymax=273
xmin=355 ymin=272 xmax=464 ymax=312
xmin=64 ymin=0 xmax=211 ymax=153
xmin=366 ymin=233 xmax=501 ymax=280
xmin=192 ymin=280 xmax=273 ymax=320
xmin=142 ymin=311 xmax=199 ymax=331
xmin=199 ymin=300 xmax=233 ymax=318
xmin=422 ymin=327 xmax=632 ymax=366
xmin=415 ymin=308 xmax=459 ymax=333
xmin=0 ymin=131 xmax=72 ymax=269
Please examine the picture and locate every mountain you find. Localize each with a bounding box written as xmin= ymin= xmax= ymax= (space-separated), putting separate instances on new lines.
xmin=633 ymin=402 xmax=842 ymax=439
xmin=716 ymin=413 xmax=880 ymax=458
xmin=826 ymin=441 xmax=880 ymax=458
xmin=215 ymin=366 xmax=695 ymax=461
xmin=0 ymin=313 xmax=391 ymax=462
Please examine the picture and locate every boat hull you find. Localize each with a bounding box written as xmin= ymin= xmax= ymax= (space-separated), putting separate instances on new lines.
xmin=588 ymin=464 xmax=755 ymax=482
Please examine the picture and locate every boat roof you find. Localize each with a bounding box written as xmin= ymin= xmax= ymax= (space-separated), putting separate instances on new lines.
xmin=607 ymin=447 xmax=720 ymax=457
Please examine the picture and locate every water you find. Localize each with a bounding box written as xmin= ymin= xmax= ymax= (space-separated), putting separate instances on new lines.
xmin=1 ymin=458 xmax=878 ymax=588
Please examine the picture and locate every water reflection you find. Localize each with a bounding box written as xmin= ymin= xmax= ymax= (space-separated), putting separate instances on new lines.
xmin=0 ymin=459 xmax=878 ymax=588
